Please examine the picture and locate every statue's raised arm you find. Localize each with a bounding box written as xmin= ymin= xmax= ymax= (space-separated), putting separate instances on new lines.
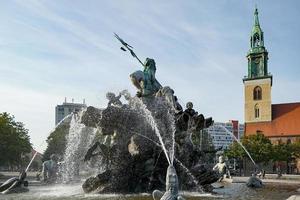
xmin=114 ymin=33 xmax=162 ymax=97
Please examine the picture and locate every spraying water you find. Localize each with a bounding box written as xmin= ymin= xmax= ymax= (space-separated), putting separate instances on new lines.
xmin=130 ymin=97 xmax=171 ymax=164
xmin=174 ymin=158 xmax=205 ymax=193
xmin=131 ymin=129 xmax=204 ymax=193
xmin=25 ymin=151 xmax=38 ymax=172
xmin=62 ymin=110 xmax=97 ymax=182
xmin=24 ymin=114 xmax=74 ymax=172
xmin=165 ymin=103 xmax=176 ymax=166
xmin=216 ymin=124 xmax=256 ymax=166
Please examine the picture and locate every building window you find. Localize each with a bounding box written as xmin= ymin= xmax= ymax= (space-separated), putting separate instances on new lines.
xmin=253 ymin=86 xmax=262 ymax=100
xmin=255 ymin=104 xmax=260 ymax=118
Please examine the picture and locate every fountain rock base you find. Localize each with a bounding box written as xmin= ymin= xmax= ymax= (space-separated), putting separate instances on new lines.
xmin=79 ymin=93 xmax=218 ymax=194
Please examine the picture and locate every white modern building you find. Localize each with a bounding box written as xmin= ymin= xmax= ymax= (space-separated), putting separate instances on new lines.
xmin=207 ymin=120 xmax=244 ymax=150
xmin=55 ymin=98 xmax=87 ymax=125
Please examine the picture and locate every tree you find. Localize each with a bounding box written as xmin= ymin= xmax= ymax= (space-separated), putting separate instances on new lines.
xmin=272 ymin=139 xmax=300 ymax=174
xmin=291 ymin=139 xmax=300 ymax=158
xmin=225 ymin=141 xmax=245 ymax=160
xmin=225 ymin=133 xmax=273 ymax=164
xmin=272 ymin=142 xmax=294 ymax=173
xmin=272 ymin=143 xmax=293 ymax=162
xmin=43 ymin=122 xmax=70 ymax=161
xmin=242 ymin=133 xmax=273 ymax=164
xmin=225 ymin=141 xmax=246 ymax=175
xmin=0 ymin=112 xmax=32 ymax=169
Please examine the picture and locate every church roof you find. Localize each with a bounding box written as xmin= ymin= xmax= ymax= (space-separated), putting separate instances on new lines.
xmin=245 ymin=102 xmax=300 ymax=137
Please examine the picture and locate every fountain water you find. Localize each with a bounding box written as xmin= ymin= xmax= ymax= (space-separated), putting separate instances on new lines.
xmin=216 ymin=124 xmax=256 ymax=166
xmin=130 ymin=96 xmax=172 ymax=165
xmin=174 ymin=158 xmax=204 ymax=193
xmin=62 ymin=110 xmax=97 ymax=182
xmin=129 ymin=128 xmax=205 ymax=193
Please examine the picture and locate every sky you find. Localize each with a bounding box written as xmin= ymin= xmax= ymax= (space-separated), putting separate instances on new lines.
xmin=1 ymin=0 xmax=300 ymax=152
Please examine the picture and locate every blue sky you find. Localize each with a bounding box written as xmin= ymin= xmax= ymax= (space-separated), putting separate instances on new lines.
xmin=1 ymin=0 xmax=300 ymax=152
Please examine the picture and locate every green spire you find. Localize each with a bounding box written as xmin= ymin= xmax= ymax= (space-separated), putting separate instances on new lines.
xmin=250 ymin=6 xmax=264 ymax=48
xmin=244 ymin=6 xmax=272 ymax=81
xmin=254 ymin=6 xmax=260 ymax=26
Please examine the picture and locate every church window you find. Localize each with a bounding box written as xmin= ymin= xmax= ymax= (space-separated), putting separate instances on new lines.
xmin=253 ymin=86 xmax=262 ymax=100
xmin=255 ymin=104 xmax=260 ymax=118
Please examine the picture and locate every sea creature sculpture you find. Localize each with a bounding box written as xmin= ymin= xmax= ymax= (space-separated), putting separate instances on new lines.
xmin=152 ymin=165 xmax=185 ymax=200
xmin=246 ymin=173 xmax=263 ymax=188
xmin=0 ymin=171 xmax=29 ymax=194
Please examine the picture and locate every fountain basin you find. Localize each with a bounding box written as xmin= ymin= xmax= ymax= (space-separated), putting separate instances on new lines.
xmin=0 ymin=181 xmax=298 ymax=200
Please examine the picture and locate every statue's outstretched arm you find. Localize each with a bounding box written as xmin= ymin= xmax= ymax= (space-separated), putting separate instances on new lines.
xmin=213 ymin=164 xmax=218 ymax=171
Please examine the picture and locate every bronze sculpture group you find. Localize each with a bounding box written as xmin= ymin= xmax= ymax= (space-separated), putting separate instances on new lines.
xmin=80 ymin=34 xmax=216 ymax=195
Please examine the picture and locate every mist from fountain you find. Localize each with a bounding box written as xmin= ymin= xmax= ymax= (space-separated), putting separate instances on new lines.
xmin=62 ymin=110 xmax=97 ymax=182
xmin=216 ymin=124 xmax=256 ymax=166
xmin=129 ymin=96 xmax=172 ymax=165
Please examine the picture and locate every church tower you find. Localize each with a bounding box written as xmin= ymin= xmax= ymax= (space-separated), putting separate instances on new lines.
xmin=243 ymin=7 xmax=272 ymax=123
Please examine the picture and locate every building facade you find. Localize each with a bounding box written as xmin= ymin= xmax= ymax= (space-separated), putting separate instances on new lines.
xmin=55 ymin=99 xmax=87 ymax=125
xmin=207 ymin=121 xmax=244 ymax=150
xmin=243 ymin=7 xmax=272 ymax=124
xmin=243 ymin=8 xmax=300 ymax=142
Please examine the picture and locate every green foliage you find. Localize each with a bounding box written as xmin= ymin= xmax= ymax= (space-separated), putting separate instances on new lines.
xmin=242 ymin=133 xmax=273 ymax=164
xmin=224 ymin=141 xmax=245 ymax=159
xmin=0 ymin=112 xmax=32 ymax=168
xmin=225 ymin=133 xmax=272 ymax=164
xmin=272 ymin=139 xmax=300 ymax=162
xmin=291 ymin=140 xmax=300 ymax=158
xmin=226 ymin=133 xmax=300 ymax=166
xmin=272 ymin=143 xmax=293 ymax=162
xmin=43 ymin=122 xmax=70 ymax=161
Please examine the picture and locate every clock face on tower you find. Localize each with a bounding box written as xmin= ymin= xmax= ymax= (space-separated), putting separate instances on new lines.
xmin=250 ymin=57 xmax=264 ymax=77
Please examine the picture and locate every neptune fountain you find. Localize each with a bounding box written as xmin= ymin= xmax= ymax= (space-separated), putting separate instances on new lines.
xmin=63 ymin=34 xmax=216 ymax=195
xmin=2 ymin=34 xmax=299 ymax=200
